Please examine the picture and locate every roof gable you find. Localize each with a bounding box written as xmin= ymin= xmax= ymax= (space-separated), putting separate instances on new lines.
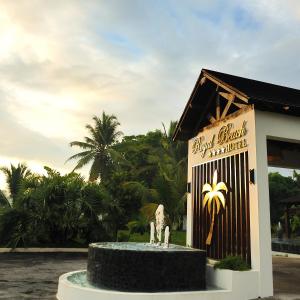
xmin=174 ymin=69 xmax=300 ymax=141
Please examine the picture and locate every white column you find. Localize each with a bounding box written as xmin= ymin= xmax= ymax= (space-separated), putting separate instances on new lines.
xmin=252 ymin=127 xmax=273 ymax=297
xmin=186 ymin=193 xmax=193 ymax=247
xmin=253 ymin=110 xmax=300 ymax=297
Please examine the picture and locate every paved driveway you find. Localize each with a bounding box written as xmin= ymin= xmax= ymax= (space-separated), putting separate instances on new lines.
xmin=0 ymin=253 xmax=299 ymax=299
xmin=270 ymin=256 xmax=300 ymax=300
xmin=0 ymin=253 xmax=87 ymax=299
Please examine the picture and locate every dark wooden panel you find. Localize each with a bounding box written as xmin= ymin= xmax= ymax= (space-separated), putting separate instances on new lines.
xmin=191 ymin=151 xmax=251 ymax=263
xmin=245 ymin=152 xmax=251 ymax=265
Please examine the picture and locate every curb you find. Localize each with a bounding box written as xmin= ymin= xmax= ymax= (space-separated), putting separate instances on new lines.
xmin=272 ymin=251 xmax=300 ymax=259
xmin=0 ymin=248 xmax=88 ymax=253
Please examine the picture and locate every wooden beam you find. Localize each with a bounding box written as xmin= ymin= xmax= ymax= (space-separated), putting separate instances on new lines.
xmin=207 ymin=114 xmax=216 ymax=124
xmin=219 ymin=92 xmax=235 ymax=102
xmin=221 ymin=95 xmax=235 ymax=119
xmin=232 ymin=102 xmax=247 ymax=109
xmin=216 ymin=94 xmax=220 ymax=120
xmin=200 ymin=77 xmax=206 ymax=85
xmin=203 ymin=73 xmax=249 ymax=103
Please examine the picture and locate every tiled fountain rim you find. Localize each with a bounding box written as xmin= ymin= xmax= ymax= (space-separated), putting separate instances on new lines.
xmin=89 ymin=242 xmax=206 ymax=252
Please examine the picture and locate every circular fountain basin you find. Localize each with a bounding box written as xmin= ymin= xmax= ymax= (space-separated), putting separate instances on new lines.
xmin=87 ymin=242 xmax=206 ymax=292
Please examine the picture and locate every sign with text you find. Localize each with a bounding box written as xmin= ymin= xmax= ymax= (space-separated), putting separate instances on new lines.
xmin=192 ymin=121 xmax=248 ymax=158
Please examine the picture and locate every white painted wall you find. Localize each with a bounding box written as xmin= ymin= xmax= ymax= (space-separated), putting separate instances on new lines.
xmin=186 ymin=108 xmax=300 ymax=299
xmin=253 ymin=110 xmax=300 ymax=297
xmin=57 ymin=269 xmax=259 ymax=300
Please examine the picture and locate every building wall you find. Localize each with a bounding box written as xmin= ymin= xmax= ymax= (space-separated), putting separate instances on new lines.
xmin=253 ymin=110 xmax=300 ymax=297
xmin=185 ymin=107 xmax=300 ymax=298
xmin=186 ymin=106 xmax=256 ymax=248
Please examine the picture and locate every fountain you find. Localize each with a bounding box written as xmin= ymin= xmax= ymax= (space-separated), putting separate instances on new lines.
xmin=57 ymin=205 xmax=206 ymax=300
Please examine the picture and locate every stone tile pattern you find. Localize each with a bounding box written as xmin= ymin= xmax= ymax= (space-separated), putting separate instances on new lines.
xmin=87 ymin=245 xmax=206 ymax=292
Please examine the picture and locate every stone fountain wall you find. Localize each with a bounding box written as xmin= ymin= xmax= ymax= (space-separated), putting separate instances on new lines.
xmin=87 ymin=243 xmax=206 ymax=292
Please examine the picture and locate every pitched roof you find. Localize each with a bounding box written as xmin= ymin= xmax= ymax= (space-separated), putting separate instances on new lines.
xmin=174 ymin=69 xmax=300 ymax=141
xmin=204 ymin=69 xmax=300 ymax=108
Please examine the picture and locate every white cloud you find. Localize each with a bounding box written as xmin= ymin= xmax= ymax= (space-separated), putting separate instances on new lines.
xmin=0 ymin=0 xmax=300 ymax=189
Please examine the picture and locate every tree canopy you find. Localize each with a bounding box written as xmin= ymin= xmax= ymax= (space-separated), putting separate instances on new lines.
xmin=1 ymin=111 xmax=298 ymax=247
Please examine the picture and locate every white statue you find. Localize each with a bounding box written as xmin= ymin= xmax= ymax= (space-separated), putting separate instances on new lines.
xmin=164 ymin=226 xmax=170 ymax=248
xmin=150 ymin=222 xmax=155 ymax=244
xmin=155 ymin=204 xmax=165 ymax=245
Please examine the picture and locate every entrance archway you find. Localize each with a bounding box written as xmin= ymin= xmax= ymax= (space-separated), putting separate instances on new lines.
xmin=267 ymin=138 xmax=300 ymax=252
xmin=174 ymin=68 xmax=300 ymax=299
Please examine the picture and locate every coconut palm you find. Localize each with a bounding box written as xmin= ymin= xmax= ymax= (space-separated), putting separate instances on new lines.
xmin=0 ymin=190 xmax=10 ymax=207
xmin=67 ymin=112 xmax=123 ymax=181
xmin=0 ymin=163 xmax=31 ymax=205
xmin=124 ymin=122 xmax=188 ymax=230
xmin=202 ymin=170 xmax=228 ymax=245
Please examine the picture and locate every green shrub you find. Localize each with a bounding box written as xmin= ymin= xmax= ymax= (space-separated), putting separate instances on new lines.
xmin=117 ymin=231 xmax=130 ymax=242
xmin=291 ymin=215 xmax=300 ymax=235
xmin=127 ymin=219 xmax=147 ymax=235
xmin=214 ymin=256 xmax=250 ymax=271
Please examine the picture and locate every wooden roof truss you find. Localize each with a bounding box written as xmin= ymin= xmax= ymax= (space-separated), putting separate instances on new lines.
xmin=203 ymin=73 xmax=249 ymax=124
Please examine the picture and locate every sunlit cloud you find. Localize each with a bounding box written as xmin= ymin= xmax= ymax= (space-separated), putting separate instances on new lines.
xmin=0 ymin=0 xmax=300 ymax=189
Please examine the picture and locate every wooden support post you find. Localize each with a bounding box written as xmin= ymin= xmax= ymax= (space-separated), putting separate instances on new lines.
xmin=220 ymin=94 xmax=235 ymax=119
xmin=216 ymin=93 xmax=220 ymax=120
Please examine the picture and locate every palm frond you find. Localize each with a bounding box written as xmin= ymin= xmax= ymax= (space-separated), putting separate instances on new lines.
xmin=85 ymin=124 xmax=98 ymax=140
xmin=89 ymin=159 xmax=101 ymax=181
xmin=84 ymin=136 xmax=97 ymax=145
xmin=73 ymin=153 xmax=95 ymax=171
xmin=69 ymin=141 xmax=94 ymax=149
xmin=0 ymin=190 xmax=11 ymax=208
xmin=65 ymin=150 xmax=94 ymax=163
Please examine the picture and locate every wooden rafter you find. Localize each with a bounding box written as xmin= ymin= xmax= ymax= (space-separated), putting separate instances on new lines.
xmin=232 ymin=102 xmax=247 ymax=109
xmin=221 ymin=93 xmax=235 ymax=119
xmin=207 ymin=114 xmax=216 ymax=124
xmin=219 ymin=92 xmax=235 ymax=101
xmin=216 ymin=94 xmax=221 ymax=120
xmin=200 ymin=77 xmax=206 ymax=85
xmin=203 ymin=73 xmax=249 ymax=103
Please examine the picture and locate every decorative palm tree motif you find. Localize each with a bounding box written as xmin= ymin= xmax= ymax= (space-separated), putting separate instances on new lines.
xmin=202 ymin=170 xmax=228 ymax=245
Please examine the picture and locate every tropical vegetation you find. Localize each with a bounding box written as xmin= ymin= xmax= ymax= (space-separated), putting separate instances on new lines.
xmin=214 ymin=255 xmax=250 ymax=271
xmin=67 ymin=112 xmax=123 ymax=181
xmin=0 ymin=111 xmax=299 ymax=248
xmin=0 ymin=112 xmax=188 ymax=247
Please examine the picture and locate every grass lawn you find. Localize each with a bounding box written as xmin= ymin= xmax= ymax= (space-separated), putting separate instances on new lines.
xmin=118 ymin=230 xmax=186 ymax=246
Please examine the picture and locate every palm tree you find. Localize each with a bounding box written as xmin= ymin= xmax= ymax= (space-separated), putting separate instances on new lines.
xmin=0 ymin=163 xmax=31 ymax=206
xmin=125 ymin=122 xmax=188 ymax=230
xmin=162 ymin=121 xmax=187 ymax=163
xmin=202 ymin=170 xmax=228 ymax=245
xmin=159 ymin=121 xmax=188 ymax=228
xmin=0 ymin=190 xmax=10 ymax=207
xmin=67 ymin=112 xmax=123 ymax=181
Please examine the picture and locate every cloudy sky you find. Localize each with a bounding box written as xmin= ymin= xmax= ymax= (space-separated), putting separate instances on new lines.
xmin=1 ymin=0 xmax=300 ymax=189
